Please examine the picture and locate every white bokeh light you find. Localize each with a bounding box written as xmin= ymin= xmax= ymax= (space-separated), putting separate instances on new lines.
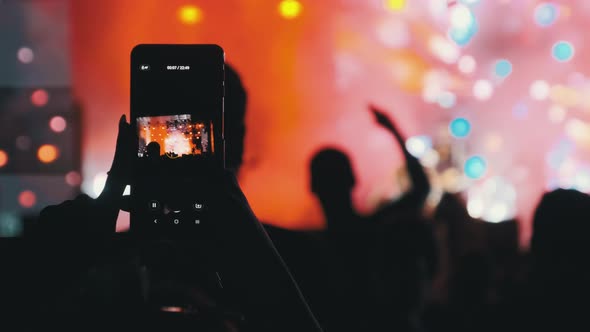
xmin=530 ymin=80 xmax=550 ymax=100
xmin=473 ymin=79 xmax=493 ymax=100
xmin=458 ymin=55 xmax=476 ymax=74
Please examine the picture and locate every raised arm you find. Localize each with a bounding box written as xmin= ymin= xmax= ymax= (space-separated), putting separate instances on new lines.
xmin=370 ymin=105 xmax=431 ymax=217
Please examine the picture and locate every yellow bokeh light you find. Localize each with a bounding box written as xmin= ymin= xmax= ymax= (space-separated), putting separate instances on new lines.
xmin=178 ymin=5 xmax=203 ymax=25
xmin=279 ymin=0 xmax=302 ymax=19
xmin=37 ymin=144 xmax=59 ymax=164
xmin=384 ymin=0 xmax=406 ymax=12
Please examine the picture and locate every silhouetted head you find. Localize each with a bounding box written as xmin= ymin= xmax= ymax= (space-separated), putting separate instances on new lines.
xmin=146 ymin=141 xmax=161 ymax=159
xmin=310 ymin=148 xmax=355 ymax=199
xmin=224 ymin=64 xmax=247 ymax=173
xmin=531 ymin=188 xmax=590 ymax=264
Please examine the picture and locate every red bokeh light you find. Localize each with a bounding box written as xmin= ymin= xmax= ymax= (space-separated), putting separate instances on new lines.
xmin=49 ymin=116 xmax=67 ymax=133
xmin=18 ymin=190 xmax=37 ymax=208
xmin=65 ymin=171 xmax=82 ymax=186
xmin=0 ymin=149 xmax=7 ymax=168
xmin=31 ymin=89 xmax=49 ymax=107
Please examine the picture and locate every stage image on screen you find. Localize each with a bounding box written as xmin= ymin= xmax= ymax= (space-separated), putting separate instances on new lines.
xmin=137 ymin=114 xmax=214 ymax=159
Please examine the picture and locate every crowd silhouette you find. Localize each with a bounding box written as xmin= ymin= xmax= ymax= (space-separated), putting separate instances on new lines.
xmin=1 ymin=64 xmax=589 ymax=332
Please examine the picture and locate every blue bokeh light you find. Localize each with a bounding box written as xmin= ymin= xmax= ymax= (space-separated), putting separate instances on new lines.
xmin=552 ymin=41 xmax=574 ymax=62
xmin=465 ymin=156 xmax=487 ymax=179
xmin=494 ymin=59 xmax=512 ymax=78
xmin=534 ymin=3 xmax=558 ymax=27
xmin=449 ymin=16 xmax=478 ymax=47
xmin=449 ymin=118 xmax=471 ymax=138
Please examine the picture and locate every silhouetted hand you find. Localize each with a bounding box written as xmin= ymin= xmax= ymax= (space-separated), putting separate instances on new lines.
xmin=35 ymin=114 xmax=134 ymax=240
xmin=369 ymin=104 xmax=406 ymax=144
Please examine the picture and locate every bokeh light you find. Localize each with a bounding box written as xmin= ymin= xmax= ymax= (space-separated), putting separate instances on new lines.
xmin=534 ymin=3 xmax=558 ymax=27
xmin=383 ymin=0 xmax=406 ymax=12
xmin=548 ymin=105 xmax=566 ymax=123
xmin=494 ymin=59 xmax=512 ymax=78
xmin=49 ymin=116 xmax=67 ymax=133
xmin=428 ymin=35 xmax=460 ymax=64
xmin=279 ymin=0 xmax=302 ymax=19
xmin=458 ymin=55 xmax=476 ymax=74
xmin=30 ymin=89 xmax=49 ymax=107
xmin=437 ymin=91 xmax=456 ymax=109
xmin=450 ymin=4 xmax=475 ymax=30
xmin=405 ymin=135 xmax=432 ymax=158
xmin=467 ymin=176 xmax=517 ymax=222
xmin=529 ymin=80 xmax=550 ymax=100
xmin=178 ymin=5 xmax=202 ymax=25
xmin=464 ymin=155 xmax=487 ymax=179
xmin=37 ymin=144 xmax=59 ymax=163
xmin=512 ymin=102 xmax=528 ymax=119
xmin=449 ymin=118 xmax=471 ymax=138
xmin=376 ymin=19 xmax=410 ymax=48
xmin=473 ymin=79 xmax=493 ymax=100
xmin=552 ymin=41 xmax=574 ymax=62
xmin=0 ymin=149 xmax=7 ymax=168
xmin=17 ymin=47 xmax=34 ymax=64
xmin=65 ymin=171 xmax=82 ymax=187
xmin=15 ymin=136 xmax=32 ymax=150
xmin=18 ymin=190 xmax=36 ymax=208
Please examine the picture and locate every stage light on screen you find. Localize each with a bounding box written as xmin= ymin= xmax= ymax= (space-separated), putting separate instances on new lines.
xmin=49 ymin=116 xmax=67 ymax=133
xmin=464 ymin=155 xmax=487 ymax=179
xmin=65 ymin=171 xmax=82 ymax=187
xmin=405 ymin=135 xmax=432 ymax=158
xmin=279 ymin=0 xmax=302 ymax=19
xmin=552 ymin=41 xmax=574 ymax=62
xmin=17 ymin=47 xmax=34 ymax=64
xmin=449 ymin=118 xmax=471 ymax=138
xmin=37 ymin=144 xmax=59 ymax=164
xmin=0 ymin=150 xmax=8 ymax=168
xmin=530 ymin=80 xmax=550 ymax=100
xmin=15 ymin=136 xmax=32 ymax=151
xmin=31 ymin=89 xmax=49 ymax=107
xmin=178 ymin=5 xmax=203 ymax=25
xmin=494 ymin=59 xmax=512 ymax=78
xmin=458 ymin=55 xmax=476 ymax=74
xmin=18 ymin=190 xmax=36 ymax=208
xmin=92 ymin=172 xmax=108 ymax=198
xmin=473 ymin=79 xmax=493 ymax=100
xmin=383 ymin=0 xmax=406 ymax=12
xmin=534 ymin=3 xmax=558 ymax=27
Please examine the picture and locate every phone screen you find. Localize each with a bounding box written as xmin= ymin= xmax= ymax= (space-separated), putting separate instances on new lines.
xmin=130 ymin=44 xmax=224 ymax=236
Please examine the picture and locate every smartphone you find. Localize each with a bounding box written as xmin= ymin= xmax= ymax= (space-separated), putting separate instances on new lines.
xmin=130 ymin=44 xmax=225 ymax=237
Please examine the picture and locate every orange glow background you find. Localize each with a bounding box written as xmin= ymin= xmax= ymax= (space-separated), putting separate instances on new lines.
xmin=71 ymin=1 xmax=408 ymax=231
